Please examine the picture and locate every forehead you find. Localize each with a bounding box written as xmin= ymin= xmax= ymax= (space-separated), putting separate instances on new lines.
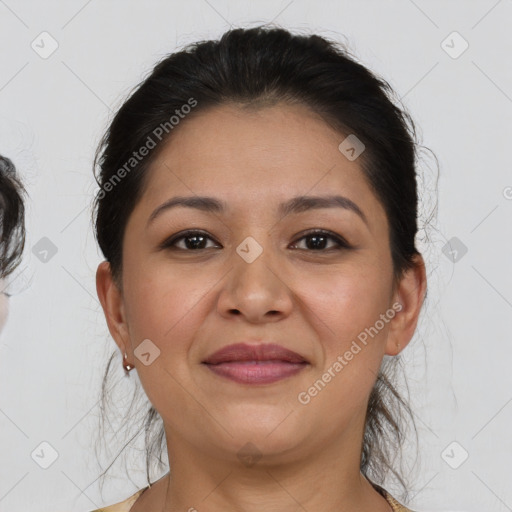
xmin=136 ymin=103 xmax=388 ymax=232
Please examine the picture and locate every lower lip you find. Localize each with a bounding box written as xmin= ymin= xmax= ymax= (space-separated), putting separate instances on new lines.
xmin=203 ymin=360 xmax=308 ymax=384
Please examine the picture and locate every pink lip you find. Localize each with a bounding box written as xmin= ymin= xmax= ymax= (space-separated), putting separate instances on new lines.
xmin=205 ymin=361 xmax=307 ymax=384
xmin=202 ymin=343 xmax=309 ymax=385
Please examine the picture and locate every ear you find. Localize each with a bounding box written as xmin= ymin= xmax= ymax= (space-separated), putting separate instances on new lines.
xmin=96 ymin=261 xmax=131 ymax=357
xmin=385 ymin=254 xmax=427 ymax=356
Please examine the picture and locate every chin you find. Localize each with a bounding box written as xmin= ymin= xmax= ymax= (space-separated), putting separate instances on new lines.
xmin=221 ymin=411 xmax=306 ymax=456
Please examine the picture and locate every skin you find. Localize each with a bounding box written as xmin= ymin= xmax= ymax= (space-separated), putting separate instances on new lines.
xmin=0 ymin=279 xmax=8 ymax=333
xmin=97 ymin=102 xmax=427 ymax=512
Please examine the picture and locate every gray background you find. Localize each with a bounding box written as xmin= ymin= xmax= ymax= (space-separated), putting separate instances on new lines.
xmin=0 ymin=1 xmax=511 ymax=511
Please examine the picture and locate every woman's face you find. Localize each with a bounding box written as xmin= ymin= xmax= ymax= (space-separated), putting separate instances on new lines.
xmin=98 ymin=102 xmax=424 ymax=464
xmin=0 ymin=279 xmax=8 ymax=333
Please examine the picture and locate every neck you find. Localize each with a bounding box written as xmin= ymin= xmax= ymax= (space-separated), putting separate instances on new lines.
xmin=132 ymin=426 xmax=393 ymax=512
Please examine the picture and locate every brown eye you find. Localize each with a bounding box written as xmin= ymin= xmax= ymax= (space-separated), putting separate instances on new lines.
xmin=291 ymin=230 xmax=350 ymax=251
xmin=159 ymin=229 xmax=350 ymax=253
xmin=160 ymin=230 xmax=221 ymax=251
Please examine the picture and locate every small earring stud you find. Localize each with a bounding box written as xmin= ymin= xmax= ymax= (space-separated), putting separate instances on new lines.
xmin=123 ymin=352 xmax=134 ymax=372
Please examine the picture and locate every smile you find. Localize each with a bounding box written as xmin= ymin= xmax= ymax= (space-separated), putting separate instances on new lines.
xmin=203 ymin=360 xmax=309 ymax=385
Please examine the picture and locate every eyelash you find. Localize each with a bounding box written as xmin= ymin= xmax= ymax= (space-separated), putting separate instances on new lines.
xmin=160 ymin=229 xmax=351 ymax=252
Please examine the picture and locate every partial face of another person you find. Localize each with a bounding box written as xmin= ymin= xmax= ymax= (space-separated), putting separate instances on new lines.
xmin=0 ymin=156 xmax=25 ymax=337
xmin=0 ymin=279 xmax=8 ymax=333
xmin=98 ymin=102 xmax=424 ymax=464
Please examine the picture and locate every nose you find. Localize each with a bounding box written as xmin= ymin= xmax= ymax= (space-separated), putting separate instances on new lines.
xmin=216 ymin=243 xmax=293 ymax=324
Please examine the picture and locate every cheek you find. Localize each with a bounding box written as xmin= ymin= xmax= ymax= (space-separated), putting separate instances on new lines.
xmin=123 ymin=252 xmax=392 ymax=358
xmin=121 ymin=265 xmax=223 ymax=425
xmin=295 ymin=269 xmax=392 ymax=427
xmin=122 ymin=266 xmax=213 ymax=359
xmin=299 ymin=263 xmax=392 ymax=347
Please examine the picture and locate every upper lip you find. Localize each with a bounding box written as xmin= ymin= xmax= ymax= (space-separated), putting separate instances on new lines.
xmin=202 ymin=343 xmax=308 ymax=365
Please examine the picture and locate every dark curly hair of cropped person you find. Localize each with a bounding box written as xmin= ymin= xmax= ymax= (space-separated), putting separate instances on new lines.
xmin=0 ymin=155 xmax=26 ymax=279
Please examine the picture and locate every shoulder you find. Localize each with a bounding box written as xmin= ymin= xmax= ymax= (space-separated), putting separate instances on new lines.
xmin=88 ymin=488 xmax=147 ymax=512
xmin=371 ymin=482 xmax=416 ymax=512
xmin=382 ymin=490 xmax=415 ymax=512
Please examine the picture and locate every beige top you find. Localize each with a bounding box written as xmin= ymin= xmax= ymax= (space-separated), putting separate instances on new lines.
xmin=90 ymin=483 xmax=414 ymax=511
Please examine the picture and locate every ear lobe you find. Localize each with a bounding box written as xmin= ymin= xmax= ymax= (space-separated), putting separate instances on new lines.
xmin=96 ymin=261 xmax=130 ymax=355
xmin=385 ymin=254 xmax=427 ymax=356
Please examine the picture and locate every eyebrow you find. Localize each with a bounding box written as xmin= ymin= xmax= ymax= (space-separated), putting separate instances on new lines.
xmin=147 ymin=194 xmax=368 ymax=226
